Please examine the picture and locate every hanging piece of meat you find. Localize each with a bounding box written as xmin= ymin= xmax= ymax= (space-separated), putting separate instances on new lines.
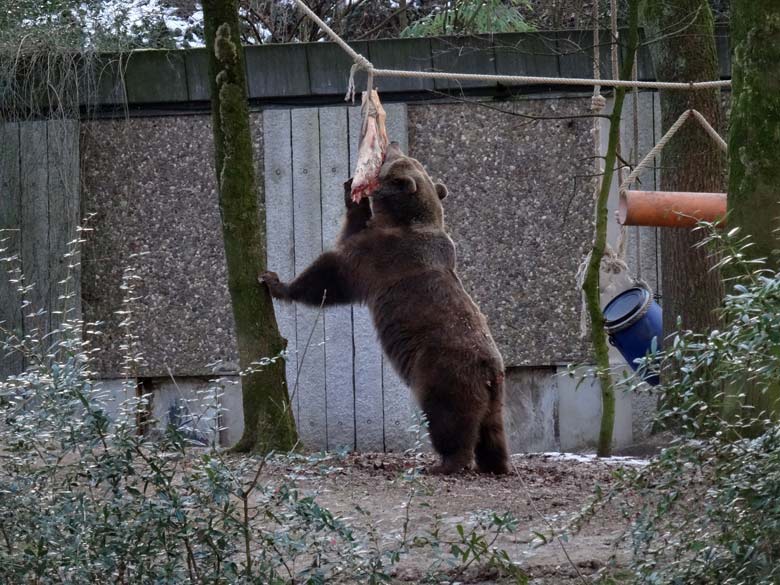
xmin=350 ymin=89 xmax=388 ymax=203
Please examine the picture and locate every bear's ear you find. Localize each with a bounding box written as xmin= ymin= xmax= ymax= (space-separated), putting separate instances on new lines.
xmin=435 ymin=183 xmax=448 ymax=200
xmin=396 ymin=176 xmax=417 ymax=194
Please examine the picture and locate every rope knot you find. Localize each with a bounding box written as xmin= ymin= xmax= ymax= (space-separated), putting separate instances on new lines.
xmin=591 ymin=94 xmax=607 ymax=112
xmin=345 ymin=55 xmax=374 ymax=103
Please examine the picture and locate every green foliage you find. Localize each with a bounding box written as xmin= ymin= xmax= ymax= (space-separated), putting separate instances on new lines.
xmin=401 ymin=0 xmax=533 ymax=37
xmin=0 ymin=245 xmax=529 ymax=583
xmin=0 ymin=0 xmax=203 ymax=50
xmin=577 ymin=225 xmax=780 ymax=585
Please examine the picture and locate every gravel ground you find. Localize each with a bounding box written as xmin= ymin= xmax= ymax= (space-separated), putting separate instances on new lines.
xmin=257 ymin=451 xmax=645 ymax=584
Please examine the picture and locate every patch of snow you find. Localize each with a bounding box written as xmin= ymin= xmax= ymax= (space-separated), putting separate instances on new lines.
xmin=519 ymin=452 xmax=649 ymax=466
xmin=21 ymin=0 xmax=206 ymax=48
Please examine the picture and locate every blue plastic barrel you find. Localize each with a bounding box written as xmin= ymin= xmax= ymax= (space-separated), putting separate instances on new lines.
xmin=602 ymin=286 xmax=662 ymax=385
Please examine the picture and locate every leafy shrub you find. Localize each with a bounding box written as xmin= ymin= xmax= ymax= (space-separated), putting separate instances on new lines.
xmin=580 ymin=226 xmax=780 ymax=585
xmin=402 ymin=0 xmax=533 ymax=37
xmin=0 ymin=247 xmax=528 ymax=584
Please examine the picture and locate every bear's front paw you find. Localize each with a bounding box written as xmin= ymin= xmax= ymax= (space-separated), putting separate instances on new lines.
xmin=259 ymin=271 xmax=285 ymax=298
xmin=343 ymin=177 xmax=357 ymax=209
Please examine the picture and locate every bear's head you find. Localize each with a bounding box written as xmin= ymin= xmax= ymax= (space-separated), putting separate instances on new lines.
xmin=370 ymin=142 xmax=448 ymax=228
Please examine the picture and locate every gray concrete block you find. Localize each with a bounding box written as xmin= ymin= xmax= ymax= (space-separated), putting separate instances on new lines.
xmin=217 ymin=377 xmax=244 ymax=448
xmin=147 ymin=377 xmax=221 ymax=446
xmin=557 ymin=365 xmax=632 ymax=452
xmin=503 ymin=367 xmax=558 ymax=454
xmin=95 ymin=378 xmax=139 ymax=425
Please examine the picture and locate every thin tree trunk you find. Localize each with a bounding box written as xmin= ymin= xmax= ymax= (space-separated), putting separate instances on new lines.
xmin=641 ymin=0 xmax=726 ymax=337
xmin=728 ymin=0 xmax=780 ymax=425
xmin=202 ymin=0 xmax=298 ymax=452
xmin=398 ymin=0 xmax=408 ymax=30
xmin=584 ymin=0 xmax=640 ymax=458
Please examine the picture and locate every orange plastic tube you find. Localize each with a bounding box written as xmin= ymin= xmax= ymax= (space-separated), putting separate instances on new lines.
xmin=618 ymin=190 xmax=727 ymax=228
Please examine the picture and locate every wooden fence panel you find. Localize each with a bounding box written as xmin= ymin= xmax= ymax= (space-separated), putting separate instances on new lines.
xmin=290 ymin=108 xmax=328 ymax=448
xmin=0 ymin=123 xmax=23 ymax=379
xmin=381 ymin=105 xmax=414 ymax=452
xmin=0 ymin=120 xmax=80 ymax=377
xmin=47 ymin=119 xmax=81 ymax=335
xmin=20 ymin=121 xmax=50 ymax=342
xmin=263 ymin=110 xmax=300 ymax=422
xmin=262 ymin=104 xmax=412 ymax=452
xmin=318 ymin=107 xmax=355 ymax=451
xmin=347 ymin=105 xmax=386 ymax=451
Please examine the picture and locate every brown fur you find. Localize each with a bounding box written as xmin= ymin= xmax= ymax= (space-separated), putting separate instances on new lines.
xmin=261 ymin=143 xmax=509 ymax=475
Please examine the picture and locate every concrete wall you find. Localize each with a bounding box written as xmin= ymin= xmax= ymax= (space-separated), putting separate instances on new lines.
xmin=8 ymin=31 xmax=728 ymax=452
xmin=79 ymin=92 xmax=663 ymax=453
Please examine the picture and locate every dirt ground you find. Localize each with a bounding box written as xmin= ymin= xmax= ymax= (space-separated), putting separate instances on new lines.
xmin=264 ymin=451 xmax=645 ymax=584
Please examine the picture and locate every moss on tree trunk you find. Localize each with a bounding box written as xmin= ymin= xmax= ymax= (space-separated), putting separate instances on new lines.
xmin=585 ymin=0 xmax=640 ymax=458
xmin=202 ymin=0 xmax=298 ymax=452
xmin=640 ymin=0 xmax=726 ymax=338
xmin=727 ymin=0 xmax=780 ymax=426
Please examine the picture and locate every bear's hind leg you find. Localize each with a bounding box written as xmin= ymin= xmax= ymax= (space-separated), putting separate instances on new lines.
xmin=474 ymin=397 xmax=510 ymax=475
xmin=422 ymin=393 xmax=483 ymax=475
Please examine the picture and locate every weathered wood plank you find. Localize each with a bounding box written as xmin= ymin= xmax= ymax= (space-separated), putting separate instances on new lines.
xmin=319 ymin=106 xmax=355 ymax=451
xmin=0 ymin=123 xmax=23 ymax=379
xmin=556 ymin=30 xmax=612 ymax=80
xmin=431 ymin=36 xmax=497 ymax=90
xmin=79 ymin=54 xmax=127 ymax=106
xmin=184 ymin=48 xmax=211 ymax=101
xmin=714 ymin=24 xmax=730 ymax=79
xmin=348 ymin=105 xmax=385 ymax=451
xmin=19 ymin=121 xmax=50 ymax=344
xmin=368 ymin=38 xmax=434 ymax=92
xmin=124 ymin=51 xmax=188 ymax=103
xmin=47 ymin=119 xmax=81 ymax=337
xmin=246 ymin=44 xmax=310 ymax=98
xmin=291 ymin=108 xmax=328 ymax=449
xmin=308 ymin=41 xmax=370 ymax=96
xmin=263 ymin=109 xmax=299 ymax=422
xmin=494 ymin=32 xmax=560 ymax=79
xmin=381 ymin=104 xmax=414 ymax=452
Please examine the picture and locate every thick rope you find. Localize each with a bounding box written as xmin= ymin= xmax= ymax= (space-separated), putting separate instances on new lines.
xmin=292 ymin=0 xmax=730 ymax=95
xmin=619 ymin=108 xmax=727 ymax=194
xmin=610 ymin=0 xmax=628 ymax=261
xmin=371 ymin=69 xmax=730 ymax=90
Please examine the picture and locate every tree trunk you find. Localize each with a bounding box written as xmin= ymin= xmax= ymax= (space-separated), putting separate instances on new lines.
xmin=641 ymin=0 xmax=726 ymax=337
xmin=202 ymin=0 xmax=298 ymax=452
xmin=584 ymin=0 xmax=640 ymax=457
xmin=728 ymin=0 xmax=780 ymax=424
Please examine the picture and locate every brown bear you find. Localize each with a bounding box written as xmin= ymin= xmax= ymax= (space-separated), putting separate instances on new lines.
xmin=261 ymin=143 xmax=509 ymax=475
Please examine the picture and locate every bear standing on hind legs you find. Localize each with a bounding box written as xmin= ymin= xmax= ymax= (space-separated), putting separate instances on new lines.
xmin=261 ymin=143 xmax=509 ymax=475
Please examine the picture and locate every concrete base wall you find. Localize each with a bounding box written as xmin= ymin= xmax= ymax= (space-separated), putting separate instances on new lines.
xmin=97 ymin=365 xmax=655 ymax=453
